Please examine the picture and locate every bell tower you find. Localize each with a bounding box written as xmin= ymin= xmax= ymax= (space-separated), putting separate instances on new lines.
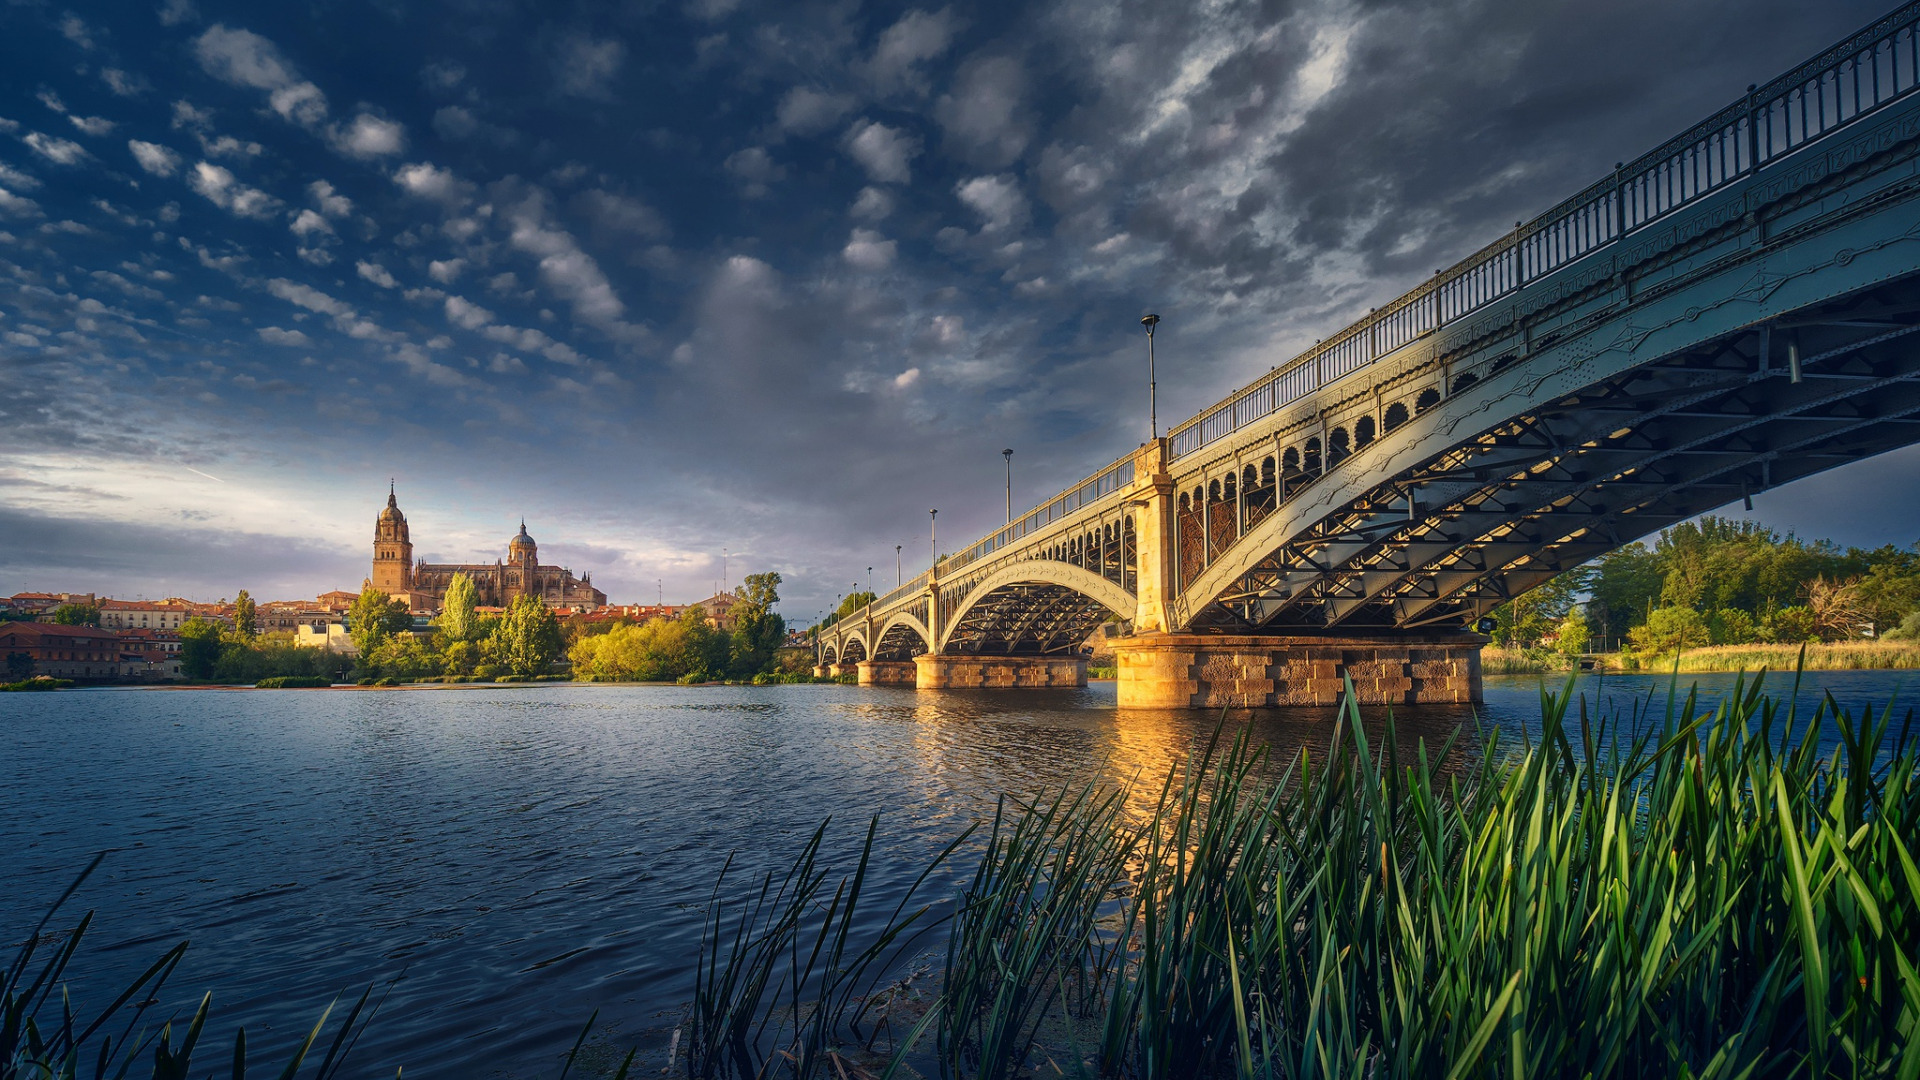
xmin=372 ymin=481 xmax=414 ymax=593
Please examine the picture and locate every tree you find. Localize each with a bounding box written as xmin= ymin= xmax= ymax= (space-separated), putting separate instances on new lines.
xmin=1627 ymin=606 xmax=1710 ymax=658
xmin=6 ymin=652 xmax=33 ymax=679
xmin=348 ymin=585 xmax=412 ymax=655
xmin=233 ymin=590 xmax=256 ymax=636
xmin=491 ymin=594 xmax=563 ymax=676
xmin=438 ymin=572 xmax=479 ymax=642
xmin=47 ymin=603 xmax=100 ymax=626
xmin=1553 ymin=611 xmax=1590 ymax=658
xmin=728 ymin=572 xmax=787 ymax=675
xmin=178 ymin=617 xmax=228 ymax=679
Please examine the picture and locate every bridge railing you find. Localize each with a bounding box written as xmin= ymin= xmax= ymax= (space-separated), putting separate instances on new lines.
xmin=1165 ymin=1 xmax=1920 ymax=461
xmin=939 ymin=454 xmax=1137 ymax=577
xmin=870 ymin=571 xmax=929 ymax=616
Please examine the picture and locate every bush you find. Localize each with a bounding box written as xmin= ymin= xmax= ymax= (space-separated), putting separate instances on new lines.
xmin=253 ymin=675 xmax=331 ymax=689
xmin=494 ymin=674 xmax=530 ymax=683
xmin=1 ymin=676 xmax=72 ymax=692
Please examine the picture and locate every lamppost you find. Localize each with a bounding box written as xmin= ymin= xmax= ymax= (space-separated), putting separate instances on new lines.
xmin=1003 ymin=448 xmax=1014 ymax=525
xmin=929 ymin=509 xmax=938 ymax=571
xmin=1141 ymin=313 xmax=1161 ymax=440
xmin=866 ymin=567 xmax=873 ymax=599
xmin=895 ymin=545 xmax=902 ymax=586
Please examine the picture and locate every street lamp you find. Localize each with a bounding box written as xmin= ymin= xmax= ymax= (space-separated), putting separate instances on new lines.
xmin=1141 ymin=313 xmax=1161 ymax=440
xmin=929 ymin=509 xmax=938 ymax=571
xmin=866 ymin=567 xmax=873 ymax=598
xmin=895 ymin=545 xmax=902 ymax=586
xmin=1003 ymin=448 xmax=1014 ymax=525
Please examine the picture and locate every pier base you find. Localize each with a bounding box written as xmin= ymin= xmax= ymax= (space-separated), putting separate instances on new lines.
xmin=812 ymin=665 xmax=831 ymax=679
xmin=856 ymin=660 xmax=918 ymax=686
xmin=828 ymin=663 xmax=857 ymax=678
xmin=1111 ymin=632 xmax=1483 ymax=709
xmin=913 ymin=653 xmax=1089 ymax=689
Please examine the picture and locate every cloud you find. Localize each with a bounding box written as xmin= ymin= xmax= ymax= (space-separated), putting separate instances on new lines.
xmin=392 ymin=161 xmax=474 ymax=206
xmin=266 ymin=278 xmax=351 ymax=317
xmin=356 ymin=260 xmax=398 ymax=288
xmin=776 ymin=86 xmax=854 ymax=135
xmin=844 ymin=120 xmax=919 ymax=184
xmin=553 ymin=34 xmax=626 ymax=99
xmin=258 ymin=326 xmax=312 ymax=346
xmin=503 ymin=188 xmax=628 ymax=329
xmin=572 ymin=189 xmax=665 ymax=239
xmin=892 ymin=367 xmax=921 ymax=389
xmin=187 ymin=161 xmax=281 ymax=218
xmin=309 ymin=179 xmax=351 ymax=217
xmin=23 ymin=133 xmax=88 ymax=165
xmin=289 ymin=208 xmax=332 ymax=236
xmin=842 ymin=228 xmax=897 ymax=270
xmin=60 ymin=14 xmax=96 ymax=50
xmin=934 ymin=55 xmax=1032 ymax=166
xmin=69 ymin=115 xmax=116 ymax=137
xmin=330 ymin=113 xmax=406 ymax=159
xmin=864 ymin=9 xmax=957 ymax=94
xmin=193 ymin=25 xmax=328 ymax=126
xmin=850 ymin=186 xmax=894 ymax=220
xmin=955 ymin=174 xmax=1027 ymax=233
xmin=158 ymin=0 xmax=199 ymax=27
xmin=0 ymin=161 xmax=42 ymax=190
xmin=445 ymin=295 xmax=494 ymax=329
xmin=0 ymin=186 xmax=42 ymax=219
xmin=101 ymin=68 xmax=148 ymax=97
xmin=724 ymin=146 xmax=784 ymax=197
xmin=429 ymin=258 xmax=467 ymax=283
xmin=127 ymin=140 xmax=180 ymax=176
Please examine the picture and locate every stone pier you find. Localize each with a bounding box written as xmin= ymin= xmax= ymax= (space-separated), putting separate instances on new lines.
xmin=856 ymin=659 xmax=918 ymax=686
xmin=828 ymin=663 xmax=857 ymax=678
xmin=913 ymin=653 xmax=1089 ymax=689
xmin=812 ymin=665 xmax=832 ymax=679
xmin=1111 ymin=632 xmax=1483 ymax=708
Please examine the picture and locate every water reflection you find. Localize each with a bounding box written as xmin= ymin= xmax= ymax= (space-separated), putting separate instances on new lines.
xmin=0 ymin=671 xmax=1907 ymax=1078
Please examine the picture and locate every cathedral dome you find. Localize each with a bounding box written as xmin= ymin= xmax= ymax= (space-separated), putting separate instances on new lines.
xmin=375 ymin=483 xmax=409 ymax=541
xmin=509 ymin=520 xmax=536 ymax=558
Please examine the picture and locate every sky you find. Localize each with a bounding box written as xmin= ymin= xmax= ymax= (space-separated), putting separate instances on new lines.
xmin=1 ymin=0 xmax=1915 ymax=619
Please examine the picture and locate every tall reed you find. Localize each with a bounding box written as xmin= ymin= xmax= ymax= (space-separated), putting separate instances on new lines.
xmin=693 ymin=670 xmax=1920 ymax=1078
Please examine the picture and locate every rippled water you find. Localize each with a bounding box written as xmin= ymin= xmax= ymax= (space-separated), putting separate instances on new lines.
xmin=2 ymin=670 xmax=1910 ymax=1077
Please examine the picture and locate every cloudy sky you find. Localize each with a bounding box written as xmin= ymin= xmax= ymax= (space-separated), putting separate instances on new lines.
xmin=1 ymin=0 xmax=1914 ymax=616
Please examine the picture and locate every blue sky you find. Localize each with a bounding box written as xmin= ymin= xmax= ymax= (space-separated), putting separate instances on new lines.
xmin=1 ymin=0 xmax=1913 ymax=616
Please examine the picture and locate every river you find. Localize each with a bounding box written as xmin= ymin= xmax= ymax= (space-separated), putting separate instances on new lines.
xmin=2 ymin=670 xmax=1910 ymax=1077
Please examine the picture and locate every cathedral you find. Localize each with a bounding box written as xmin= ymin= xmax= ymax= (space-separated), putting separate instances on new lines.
xmin=369 ymin=485 xmax=607 ymax=611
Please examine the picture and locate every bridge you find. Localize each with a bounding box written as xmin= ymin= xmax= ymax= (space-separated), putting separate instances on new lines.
xmin=820 ymin=2 xmax=1920 ymax=708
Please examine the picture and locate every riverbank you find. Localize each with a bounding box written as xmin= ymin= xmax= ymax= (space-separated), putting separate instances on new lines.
xmin=1484 ymin=640 xmax=1920 ymax=674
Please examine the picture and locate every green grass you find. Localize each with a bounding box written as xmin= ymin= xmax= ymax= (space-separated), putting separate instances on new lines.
xmin=691 ymin=669 xmax=1920 ymax=1079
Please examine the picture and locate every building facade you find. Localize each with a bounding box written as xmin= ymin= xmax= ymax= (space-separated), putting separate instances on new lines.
xmin=368 ymin=487 xmax=607 ymax=611
xmin=1 ymin=623 xmax=123 ymax=680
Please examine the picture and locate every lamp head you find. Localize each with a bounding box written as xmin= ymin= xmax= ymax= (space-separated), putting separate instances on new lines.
xmin=1002 ymin=448 xmax=1013 ymax=458
xmin=1141 ymin=313 xmax=1160 ymax=329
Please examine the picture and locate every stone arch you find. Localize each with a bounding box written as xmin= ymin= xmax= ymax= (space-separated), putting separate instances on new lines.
xmin=1384 ymin=401 xmax=1410 ymax=432
xmin=937 ymin=560 xmax=1134 ymax=654
xmin=840 ymin=634 xmax=868 ymax=663
xmin=821 ymin=643 xmax=839 ymax=664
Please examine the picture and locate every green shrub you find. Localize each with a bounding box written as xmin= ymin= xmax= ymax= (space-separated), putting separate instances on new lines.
xmin=493 ymin=673 xmax=530 ymax=683
xmin=253 ymin=675 xmax=331 ymax=689
xmin=1 ymin=676 xmax=73 ymax=691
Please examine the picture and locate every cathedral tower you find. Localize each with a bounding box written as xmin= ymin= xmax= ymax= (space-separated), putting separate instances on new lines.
xmin=371 ymin=482 xmax=414 ymax=593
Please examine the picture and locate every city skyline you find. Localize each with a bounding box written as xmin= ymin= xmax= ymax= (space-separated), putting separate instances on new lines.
xmin=3 ymin=0 xmax=1917 ymax=613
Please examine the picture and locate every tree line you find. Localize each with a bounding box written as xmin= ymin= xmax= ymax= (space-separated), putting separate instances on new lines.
xmin=1492 ymin=516 xmax=1920 ymax=658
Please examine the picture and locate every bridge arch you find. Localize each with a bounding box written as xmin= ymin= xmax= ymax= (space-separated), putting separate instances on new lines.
xmin=872 ymin=612 xmax=932 ymax=660
xmin=937 ymin=560 xmax=1133 ymax=654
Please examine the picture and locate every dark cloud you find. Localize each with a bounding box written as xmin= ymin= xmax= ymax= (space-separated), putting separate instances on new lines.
xmin=0 ymin=0 xmax=1909 ymax=614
